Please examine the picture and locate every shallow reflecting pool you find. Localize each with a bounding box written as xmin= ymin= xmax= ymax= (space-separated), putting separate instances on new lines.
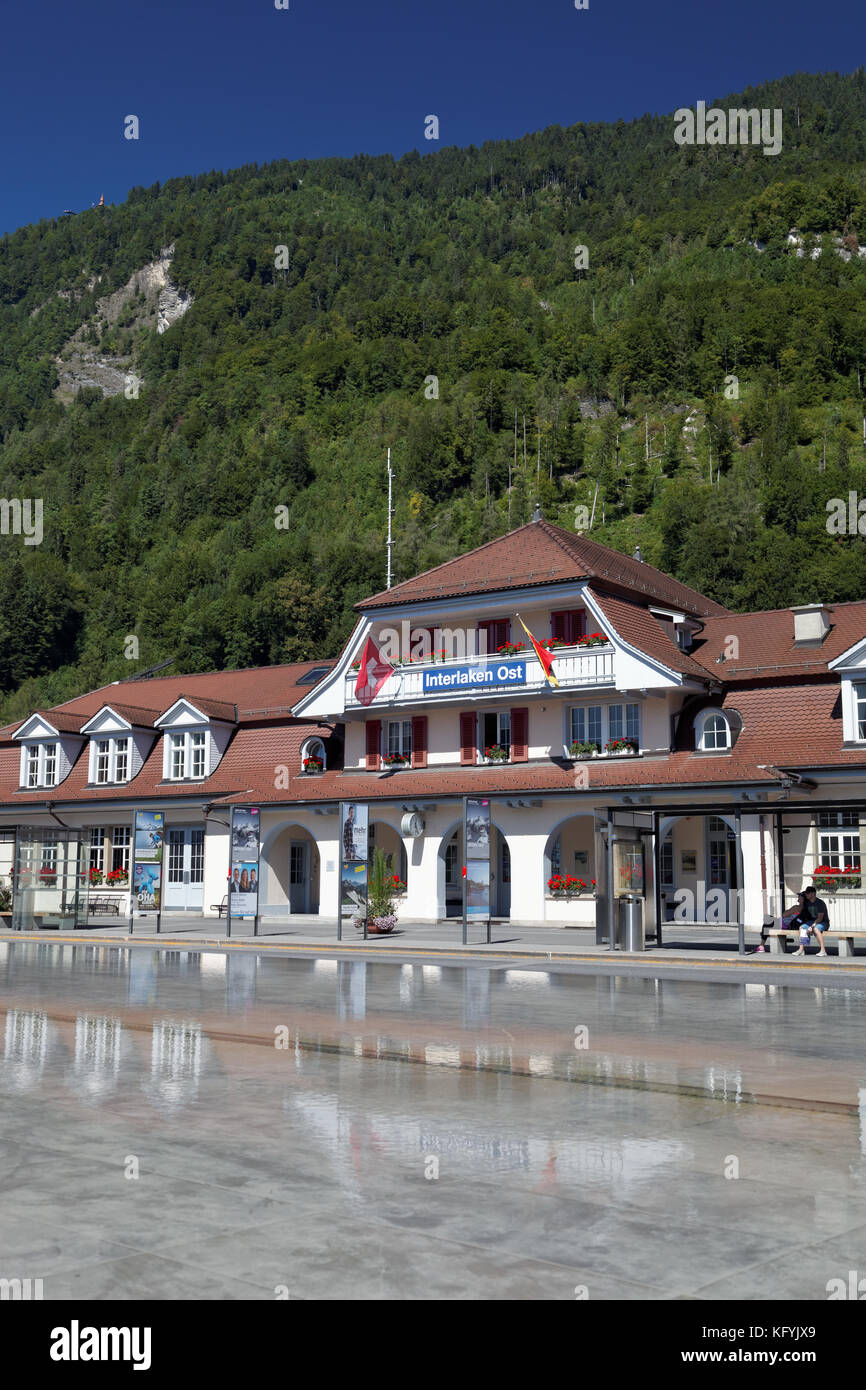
xmin=1 ymin=941 xmax=865 ymax=1299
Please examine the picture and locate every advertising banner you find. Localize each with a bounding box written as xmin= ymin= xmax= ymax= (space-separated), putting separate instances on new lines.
xmin=133 ymin=811 xmax=163 ymax=913
xmin=340 ymin=802 xmax=369 ymax=919
xmin=230 ymin=807 xmax=260 ymax=918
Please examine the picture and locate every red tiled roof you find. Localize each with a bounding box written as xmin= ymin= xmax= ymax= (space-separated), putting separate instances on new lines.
xmin=8 ymin=709 xmax=87 ymax=736
xmin=0 ymin=718 xmax=338 ymax=805
xmin=0 ymin=661 xmax=336 ymax=743
xmin=80 ymin=702 xmax=166 ymax=729
xmin=588 ymin=589 xmax=712 ymax=682
xmin=357 ymin=520 xmax=729 ymax=618
xmin=691 ymin=602 xmax=866 ymax=678
xmin=157 ymin=694 xmax=238 ymax=724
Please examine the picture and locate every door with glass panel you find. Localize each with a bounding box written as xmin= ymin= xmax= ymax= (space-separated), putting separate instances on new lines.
xmin=163 ymin=827 xmax=205 ymax=910
xmin=705 ymin=817 xmax=736 ymax=921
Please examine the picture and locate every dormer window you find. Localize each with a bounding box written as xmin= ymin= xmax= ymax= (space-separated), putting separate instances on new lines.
xmin=301 ymin=737 xmax=326 ymax=772
xmin=94 ymin=737 xmax=130 ymax=785
xmin=695 ymin=710 xmax=731 ymax=752
xmin=169 ymin=731 xmax=207 ymax=781
xmin=24 ymin=742 xmax=58 ymax=788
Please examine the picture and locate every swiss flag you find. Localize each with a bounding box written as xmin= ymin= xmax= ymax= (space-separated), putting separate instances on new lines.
xmin=354 ymin=635 xmax=394 ymax=707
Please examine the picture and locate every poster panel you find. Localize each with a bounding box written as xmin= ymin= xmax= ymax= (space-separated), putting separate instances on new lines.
xmin=340 ymin=803 xmax=369 ymax=863
xmin=465 ymin=860 xmax=491 ymax=918
xmin=341 ymin=859 xmax=368 ymax=916
xmin=231 ymin=806 xmax=260 ymax=917
xmin=464 ymin=798 xmax=490 ymax=918
xmin=133 ymin=811 xmax=164 ymax=913
xmin=466 ymin=797 xmax=491 ymax=860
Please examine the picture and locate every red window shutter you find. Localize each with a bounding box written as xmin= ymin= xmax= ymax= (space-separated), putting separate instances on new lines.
xmin=552 ymin=609 xmax=585 ymax=644
xmin=511 ymin=707 xmax=528 ymax=762
xmin=460 ymin=712 xmax=477 ymax=765
xmin=411 ymin=716 xmax=428 ymax=768
xmin=365 ymin=720 xmax=381 ymax=771
xmin=478 ymin=618 xmax=510 ymax=656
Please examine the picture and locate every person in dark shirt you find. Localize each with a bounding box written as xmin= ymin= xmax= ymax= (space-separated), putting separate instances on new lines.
xmin=796 ymin=885 xmax=830 ymax=958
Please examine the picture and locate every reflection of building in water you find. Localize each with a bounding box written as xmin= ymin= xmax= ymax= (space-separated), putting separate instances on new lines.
xmin=71 ymin=1014 xmax=123 ymax=1098
xmin=145 ymin=1020 xmax=207 ymax=1108
xmin=3 ymin=1009 xmax=55 ymax=1089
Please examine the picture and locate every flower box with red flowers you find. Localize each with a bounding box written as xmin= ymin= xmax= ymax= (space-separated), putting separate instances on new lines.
xmin=303 ymin=756 xmax=323 ymax=773
xmin=576 ymin=632 xmax=608 ymax=648
xmin=483 ymin=744 xmax=510 ymax=763
xmin=547 ymin=874 xmax=595 ymax=897
xmin=605 ymin=737 xmax=638 ymax=755
xmin=495 ymin=642 xmax=526 ymax=657
xmin=812 ymin=863 xmax=862 ymax=892
xmin=382 ymin=752 xmax=410 ymax=766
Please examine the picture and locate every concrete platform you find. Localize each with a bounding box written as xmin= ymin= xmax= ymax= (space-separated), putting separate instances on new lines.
xmin=2 ymin=915 xmax=864 ymax=969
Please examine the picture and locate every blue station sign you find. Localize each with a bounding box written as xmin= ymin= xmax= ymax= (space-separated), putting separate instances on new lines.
xmin=422 ymin=660 xmax=527 ymax=693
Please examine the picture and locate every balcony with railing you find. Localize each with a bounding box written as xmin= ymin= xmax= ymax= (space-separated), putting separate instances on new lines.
xmin=345 ymin=643 xmax=616 ymax=708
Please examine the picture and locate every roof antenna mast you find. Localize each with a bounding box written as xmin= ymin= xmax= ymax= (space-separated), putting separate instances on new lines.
xmin=386 ymin=447 xmax=393 ymax=590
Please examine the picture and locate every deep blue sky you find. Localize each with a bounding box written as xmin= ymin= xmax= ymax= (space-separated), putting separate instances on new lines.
xmin=0 ymin=0 xmax=862 ymax=236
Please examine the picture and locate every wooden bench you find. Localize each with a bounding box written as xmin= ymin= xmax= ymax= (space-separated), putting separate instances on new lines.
xmin=89 ymin=896 xmax=120 ymax=916
xmin=211 ymin=896 xmax=228 ymax=918
xmin=766 ymin=927 xmax=866 ymax=958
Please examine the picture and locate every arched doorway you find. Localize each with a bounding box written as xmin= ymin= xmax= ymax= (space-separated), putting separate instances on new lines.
xmin=658 ymin=814 xmax=739 ymax=922
xmin=262 ymin=824 xmax=321 ymax=914
xmin=543 ymin=814 xmax=596 ymax=924
xmin=440 ymin=826 xmax=510 ymax=919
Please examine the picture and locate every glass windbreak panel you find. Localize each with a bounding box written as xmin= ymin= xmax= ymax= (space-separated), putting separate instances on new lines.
xmin=12 ymin=828 xmax=88 ymax=930
xmin=613 ymin=839 xmax=644 ymax=897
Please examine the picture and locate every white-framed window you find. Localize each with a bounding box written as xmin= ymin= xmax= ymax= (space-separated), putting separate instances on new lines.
xmin=191 ymin=731 xmax=206 ymax=779
xmin=695 ymin=710 xmax=731 ymax=752
xmin=166 ymin=730 xmax=208 ymax=781
xmin=170 ymin=733 xmax=186 ymax=779
xmin=40 ymin=834 xmax=58 ymax=884
xmin=570 ymin=703 xmax=640 ymax=752
xmin=386 ymin=720 xmax=412 ymax=759
xmin=114 ymin=738 xmax=129 ymax=783
xmin=481 ymin=710 xmax=511 ymax=757
xmin=89 ymin=827 xmax=104 ymax=874
xmin=609 ymin=703 xmax=640 ymax=744
xmin=817 ymin=810 xmax=861 ymax=884
xmin=570 ymin=705 xmax=602 ymax=750
xmin=23 ymin=742 xmax=58 ymax=788
xmin=111 ymin=827 xmax=131 ymax=874
xmin=660 ymin=835 xmax=674 ymax=887
xmin=95 ymin=740 xmax=110 ymax=783
xmin=301 ymin=737 xmax=326 ymax=771
xmin=855 ymin=684 xmax=866 ymax=740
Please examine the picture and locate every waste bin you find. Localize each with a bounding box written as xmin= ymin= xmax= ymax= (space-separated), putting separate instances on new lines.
xmin=616 ymin=894 xmax=645 ymax=951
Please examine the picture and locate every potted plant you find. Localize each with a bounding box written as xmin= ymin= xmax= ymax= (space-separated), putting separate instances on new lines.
xmin=568 ymin=740 xmax=599 ymax=759
xmin=106 ymin=867 xmax=129 ymax=886
xmin=303 ymin=755 xmax=323 ymax=774
xmin=382 ymin=751 xmax=410 ymax=767
xmin=577 ymin=632 xmax=608 ymax=648
xmin=496 ymin=642 xmax=526 ymax=657
xmin=605 ymin=737 xmax=638 ymax=756
xmin=484 ymin=744 xmax=510 ymax=763
xmin=355 ymin=848 xmax=398 ymax=934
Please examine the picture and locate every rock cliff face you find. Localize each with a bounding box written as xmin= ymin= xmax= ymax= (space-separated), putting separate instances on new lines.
xmin=52 ymin=246 xmax=193 ymax=401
